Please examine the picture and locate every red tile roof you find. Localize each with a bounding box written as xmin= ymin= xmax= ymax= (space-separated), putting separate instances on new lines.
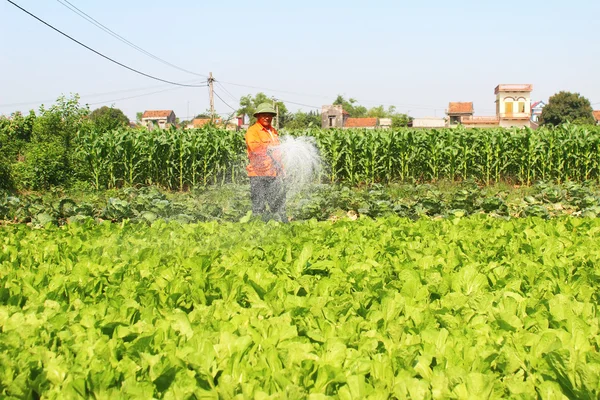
xmin=142 ymin=110 xmax=174 ymax=119
xmin=191 ymin=118 xmax=223 ymax=128
xmin=593 ymin=110 xmax=600 ymax=122
xmin=344 ymin=117 xmax=377 ymax=128
xmin=448 ymin=102 xmax=473 ymax=114
xmin=191 ymin=118 xmax=211 ymax=128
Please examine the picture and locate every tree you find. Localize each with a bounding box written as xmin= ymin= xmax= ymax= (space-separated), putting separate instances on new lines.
xmin=136 ymin=112 xmax=143 ymax=122
xmin=333 ymin=95 xmax=367 ymax=117
xmin=194 ymin=112 xmax=212 ymax=119
xmin=18 ymin=94 xmax=91 ymax=189
xmin=284 ymin=110 xmax=321 ymax=130
xmin=391 ymin=114 xmax=412 ymax=128
xmin=237 ymin=92 xmax=289 ymax=127
xmin=540 ymin=91 xmax=595 ymax=126
xmin=90 ymin=106 xmax=129 ymax=132
xmin=366 ymin=105 xmax=397 ymax=118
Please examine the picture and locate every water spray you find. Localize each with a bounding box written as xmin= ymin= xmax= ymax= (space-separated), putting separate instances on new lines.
xmin=275 ymin=136 xmax=323 ymax=198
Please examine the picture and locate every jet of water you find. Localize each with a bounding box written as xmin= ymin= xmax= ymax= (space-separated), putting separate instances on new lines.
xmin=276 ymin=135 xmax=322 ymax=197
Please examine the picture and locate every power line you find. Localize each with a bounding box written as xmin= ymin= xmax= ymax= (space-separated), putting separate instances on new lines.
xmin=217 ymin=79 xmax=332 ymax=100
xmin=54 ymin=0 xmax=208 ymax=79
xmin=212 ymin=90 xmax=237 ymax=112
xmin=216 ymin=79 xmax=449 ymax=111
xmin=87 ymin=83 xmax=207 ymax=106
xmin=277 ymin=99 xmax=320 ymax=109
xmin=215 ymin=81 xmax=239 ymax=104
xmin=6 ymin=0 xmax=206 ymax=88
xmin=0 ymin=79 xmax=207 ymax=109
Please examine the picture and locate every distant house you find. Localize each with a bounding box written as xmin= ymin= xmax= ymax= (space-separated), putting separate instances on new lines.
xmin=531 ymin=101 xmax=546 ymax=123
xmin=593 ymin=111 xmax=600 ymax=126
xmin=186 ymin=117 xmax=238 ymax=130
xmin=447 ymin=102 xmax=474 ymax=126
xmin=459 ymin=84 xmax=533 ymax=128
xmin=412 ymin=117 xmax=446 ymax=128
xmin=460 ymin=116 xmax=500 ymax=128
xmin=495 ymin=84 xmax=532 ymax=128
xmin=141 ymin=110 xmax=176 ymax=130
xmin=321 ymin=105 xmax=348 ymax=128
xmin=187 ymin=118 xmax=214 ymax=129
xmin=344 ymin=117 xmax=378 ymax=129
xmin=379 ymin=118 xmax=392 ymax=129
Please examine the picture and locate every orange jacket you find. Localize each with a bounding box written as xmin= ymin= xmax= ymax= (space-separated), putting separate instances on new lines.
xmin=245 ymin=122 xmax=283 ymax=177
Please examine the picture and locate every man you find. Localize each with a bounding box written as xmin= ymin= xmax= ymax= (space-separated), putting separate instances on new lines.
xmin=245 ymin=102 xmax=287 ymax=222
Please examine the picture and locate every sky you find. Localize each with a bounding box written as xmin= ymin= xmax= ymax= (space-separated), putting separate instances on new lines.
xmin=1 ymin=0 xmax=599 ymax=121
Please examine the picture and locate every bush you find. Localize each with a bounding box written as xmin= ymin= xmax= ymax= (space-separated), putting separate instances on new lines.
xmin=0 ymin=155 xmax=13 ymax=191
xmin=17 ymin=142 xmax=69 ymax=190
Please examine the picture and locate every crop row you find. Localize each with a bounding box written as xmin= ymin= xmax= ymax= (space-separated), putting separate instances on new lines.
xmin=4 ymin=123 xmax=600 ymax=190
xmin=75 ymin=124 xmax=600 ymax=189
xmin=3 ymin=181 xmax=600 ymax=226
xmin=1 ymin=217 xmax=599 ymax=398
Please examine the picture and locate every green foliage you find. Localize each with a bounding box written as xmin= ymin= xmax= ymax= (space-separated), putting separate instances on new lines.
xmin=0 ymin=111 xmax=36 ymax=162
xmin=3 ymin=181 xmax=600 ymax=225
xmin=540 ymin=91 xmax=595 ymax=126
xmin=74 ymin=126 xmax=246 ymax=190
xmin=32 ymin=94 xmax=90 ymax=143
xmin=12 ymin=94 xmax=91 ymax=189
xmin=5 ymin=111 xmax=600 ymax=189
xmin=391 ymin=113 xmax=411 ymax=127
xmin=333 ymin=95 xmax=367 ymax=117
xmin=365 ymin=104 xmax=396 ymax=118
xmin=0 ymin=155 xmax=13 ymax=191
xmin=2 ymin=217 xmax=600 ymax=397
xmin=284 ymin=110 xmax=321 ymax=130
xmin=89 ymin=106 xmax=129 ymax=132
xmin=16 ymin=142 xmax=70 ymax=190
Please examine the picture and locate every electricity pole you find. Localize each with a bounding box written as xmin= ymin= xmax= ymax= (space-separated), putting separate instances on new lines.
xmin=272 ymin=96 xmax=279 ymax=130
xmin=208 ymin=72 xmax=215 ymax=122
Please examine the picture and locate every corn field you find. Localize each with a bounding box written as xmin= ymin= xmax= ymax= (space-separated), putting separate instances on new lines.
xmin=68 ymin=124 xmax=600 ymax=189
xmin=75 ymin=127 xmax=247 ymax=190
xmin=304 ymin=124 xmax=600 ymax=185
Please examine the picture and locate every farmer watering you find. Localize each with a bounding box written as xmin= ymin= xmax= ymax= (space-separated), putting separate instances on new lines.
xmin=245 ymin=102 xmax=287 ymax=222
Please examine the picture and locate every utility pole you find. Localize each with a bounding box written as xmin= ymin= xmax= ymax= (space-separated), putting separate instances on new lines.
xmin=208 ymin=72 xmax=215 ymax=122
xmin=272 ymin=96 xmax=279 ymax=130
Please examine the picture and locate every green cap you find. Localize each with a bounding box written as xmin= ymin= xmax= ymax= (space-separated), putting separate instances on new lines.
xmin=254 ymin=102 xmax=277 ymax=116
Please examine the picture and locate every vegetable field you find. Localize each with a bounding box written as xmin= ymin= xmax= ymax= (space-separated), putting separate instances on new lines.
xmin=2 ymin=217 xmax=600 ymax=398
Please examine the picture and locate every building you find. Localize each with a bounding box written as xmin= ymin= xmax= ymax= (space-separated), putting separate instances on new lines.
xmin=321 ymin=105 xmax=348 ymax=128
xmin=187 ymin=118 xmax=213 ymax=129
xmin=447 ymin=102 xmax=474 ymax=126
xmin=593 ymin=110 xmax=600 ymax=126
xmin=412 ymin=117 xmax=446 ymax=128
xmin=379 ymin=118 xmax=392 ymax=129
xmin=455 ymin=84 xmax=533 ymax=128
xmin=495 ymin=84 xmax=532 ymax=128
xmin=186 ymin=117 xmax=238 ymax=130
xmin=141 ymin=110 xmax=176 ymax=130
xmin=344 ymin=117 xmax=378 ymax=129
xmin=531 ymin=101 xmax=546 ymax=123
xmin=460 ymin=116 xmax=500 ymax=128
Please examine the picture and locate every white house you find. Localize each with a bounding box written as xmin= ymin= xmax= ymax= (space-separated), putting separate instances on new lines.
xmin=141 ymin=110 xmax=176 ymax=130
xmin=412 ymin=117 xmax=446 ymax=128
xmin=531 ymin=101 xmax=546 ymax=123
xmin=495 ymin=84 xmax=532 ymax=128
